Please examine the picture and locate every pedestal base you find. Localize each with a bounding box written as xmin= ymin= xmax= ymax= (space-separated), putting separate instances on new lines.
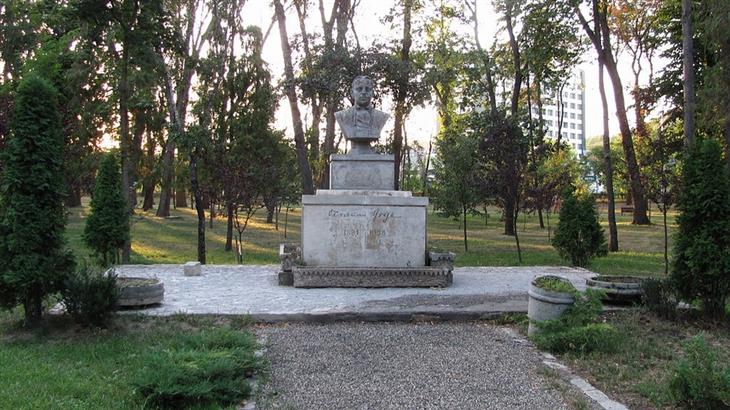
xmin=330 ymin=154 xmax=394 ymax=190
xmin=292 ymin=266 xmax=452 ymax=288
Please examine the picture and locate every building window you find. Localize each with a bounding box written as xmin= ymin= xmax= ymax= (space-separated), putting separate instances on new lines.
xmin=578 ymin=113 xmax=583 ymax=120
xmin=570 ymin=113 xmax=575 ymax=119
xmin=570 ymin=102 xmax=576 ymax=109
xmin=570 ymin=133 xmax=575 ymax=139
xmin=577 ymin=103 xmax=583 ymax=109
xmin=570 ymin=123 xmax=576 ymax=129
xmin=547 ymin=109 xmax=553 ymax=116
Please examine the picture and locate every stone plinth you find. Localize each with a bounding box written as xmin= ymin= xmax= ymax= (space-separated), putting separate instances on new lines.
xmin=330 ymin=154 xmax=394 ymax=190
xmin=183 ymin=261 xmax=201 ymax=276
xmin=292 ymin=266 xmax=452 ymax=288
xmin=301 ymin=191 xmax=427 ymax=268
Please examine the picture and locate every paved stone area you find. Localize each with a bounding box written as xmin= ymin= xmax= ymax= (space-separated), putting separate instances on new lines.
xmin=116 ymin=265 xmax=593 ymax=320
xmin=254 ymin=322 xmax=586 ymax=410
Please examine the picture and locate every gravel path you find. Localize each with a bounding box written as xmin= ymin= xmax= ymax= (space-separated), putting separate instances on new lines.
xmin=255 ymin=322 xmax=575 ymax=410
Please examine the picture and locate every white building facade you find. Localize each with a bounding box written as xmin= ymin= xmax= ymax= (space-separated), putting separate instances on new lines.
xmin=532 ymin=71 xmax=586 ymax=156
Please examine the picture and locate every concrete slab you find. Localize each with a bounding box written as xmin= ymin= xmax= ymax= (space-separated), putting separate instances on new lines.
xmin=115 ymin=265 xmax=594 ymax=322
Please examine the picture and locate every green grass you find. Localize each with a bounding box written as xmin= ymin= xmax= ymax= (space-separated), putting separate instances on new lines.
xmin=65 ymin=198 xmax=674 ymax=276
xmin=557 ymin=310 xmax=730 ymax=409
xmin=0 ymin=311 xmax=258 ymax=409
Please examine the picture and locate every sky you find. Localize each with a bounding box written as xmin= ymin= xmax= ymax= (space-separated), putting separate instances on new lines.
xmin=227 ymin=0 xmax=660 ymax=149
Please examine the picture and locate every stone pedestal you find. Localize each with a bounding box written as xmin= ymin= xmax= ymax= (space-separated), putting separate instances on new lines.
xmin=329 ymin=154 xmax=394 ymax=190
xmin=301 ymin=190 xmax=427 ymax=268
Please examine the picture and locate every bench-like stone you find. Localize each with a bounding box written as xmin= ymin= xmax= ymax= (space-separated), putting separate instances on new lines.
xmin=292 ymin=266 xmax=452 ymax=288
xmin=183 ymin=261 xmax=202 ymax=276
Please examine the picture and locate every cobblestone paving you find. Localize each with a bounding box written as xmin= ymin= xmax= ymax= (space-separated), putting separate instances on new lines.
xmin=115 ymin=265 xmax=592 ymax=317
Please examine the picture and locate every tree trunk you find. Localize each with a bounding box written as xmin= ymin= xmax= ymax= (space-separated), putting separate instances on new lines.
xmin=504 ymin=200 xmax=515 ymax=236
xmin=505 ymin=8 xmax=522 ymax=117
xmin=538 ymin=208 xmax=544 ymax=229
xmin=142 ymin=183 xmax=155 ymax=211
xmin=175 ymin=187 xmax=187 ymax=208
xmin=682 ymin=0 xmax=695 ymax=146
xmin=393 ymin=0 xmax=413 ymax=190
xmin=120 ymin=45 xmax=132 ymax=264
xmin=599 ymin=60 xmax=619 ymax=252
xmin=226 ymin=202 xmax=233 ymax=252
xmin=600 ymin=25 xmax=649 ymax=225
xmin=24 ymin=288 xmax=43 ymax=324
xmin=66 ymin=184 xmax=82 ymax=208
xmin=266 ymin=201 xmax=276 ymax=224
xmin=274 ymin=0 xmax=315 ymax=195
xmin=462 ymin=203 xmax=468 ymax=252
xmin=156 ymin=145 xmax=174 ymax=217
xmin=190 ymin=150 xmax=206 ymax=264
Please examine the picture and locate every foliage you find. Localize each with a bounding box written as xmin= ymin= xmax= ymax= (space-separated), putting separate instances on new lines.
xmin=534 ymin=276 xmax=577 ymax=293
xmin=641 ymin=277 xmax=677 ymax=320
xmin=431 ymin=115 xmax=481 ymax=251
xmin=133 ymin=328 xmax=260 ymax=409
xmin=532 ymin=289 xmax=621 ymax=354
xmin=83 ymin=153 xmax=129 ymax=266
xmin=0 ymin=75 xmax=75 ymax=322
xmin=669 ymin=335 xmax=730 ymax=409
xmin=552 ymin=187 xmax=607 ymax=267
xmin=671 ymin=139 xmax=730 ymax=318
xmin=61 ymin=265 xmax=118 ymax=328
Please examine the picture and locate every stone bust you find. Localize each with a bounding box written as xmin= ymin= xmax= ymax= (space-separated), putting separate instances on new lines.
xmin=335 ymin=75 xmax=390 ymax=153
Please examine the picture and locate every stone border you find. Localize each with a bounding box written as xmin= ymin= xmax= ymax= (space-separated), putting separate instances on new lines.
xmin=292 ymin=266 xmax=453 ymax=288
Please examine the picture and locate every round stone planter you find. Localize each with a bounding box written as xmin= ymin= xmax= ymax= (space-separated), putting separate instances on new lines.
xmin=117 ymin=277 xmax=164 ymax=308
xmin=586 ymin=275 xmax=643 ymax=304
xmin=527 ymin=275 xmax=576 ymax=336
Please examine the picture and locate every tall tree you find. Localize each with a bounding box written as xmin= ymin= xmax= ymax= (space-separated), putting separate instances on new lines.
xmin=682 ymin=0 xmax=695 ymax=146
xmin=0 ymin=76 xmax=75 ymax=323
xmin=599 ymin=60 xmax=619 ymax=251
xmin=274 ymin=0 xmax=315 ymax=195
xmin=575 ymin=0 xmax=651 ymax=225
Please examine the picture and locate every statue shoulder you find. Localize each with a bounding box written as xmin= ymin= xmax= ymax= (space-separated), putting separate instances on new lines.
xmin=372 ymin=109 xmax=390 ymax=128
xmin=335 ymin=107 xmax=352 ymax=121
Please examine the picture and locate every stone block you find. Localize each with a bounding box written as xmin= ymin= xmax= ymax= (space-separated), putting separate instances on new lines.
xmin=329 ymin=154 xmax=394 ymax=190
xmin=292 ymin=266 xmax=452 ymax=288
xmin=301 ymin=192 xmax=428 ymax=268
xmin=428 ymin=251 xmax=456 ymax=271
xmin=278 ymin=271 xmax=294 ymax=286
xmin=279 ymin=243 xmax=301 ymax=273
xmin=183 ymin=261 xmax=202 ymax=276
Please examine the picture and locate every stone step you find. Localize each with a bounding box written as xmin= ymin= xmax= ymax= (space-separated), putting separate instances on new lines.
xmin=292 ymin=266 xmax=452 ymax=288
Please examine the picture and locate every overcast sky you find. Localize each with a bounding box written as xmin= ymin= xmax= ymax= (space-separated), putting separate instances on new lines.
xmin=238 ymin=0 xmax=661 ymax=148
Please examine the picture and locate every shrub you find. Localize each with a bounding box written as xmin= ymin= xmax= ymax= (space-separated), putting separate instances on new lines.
xmin=61 ymin=265 xmax=119 ymax=327
xmin=552 ymin=187 xmax=607 ymax=267
xmin=83 ymin=153 xmax=129 ymax=266
xmin=670 ymin=139 xmax=730 ymax=318
xmin=134 ymin=328 xmax=260 ymax=408
xmin=0 ymin=75 xmax=75 ymax=323
xmin=532 ymin=289 xmax=621 ymax=354
xmin=669 ymin=335 xmax=730 ymax=409
xmin=641 ymin=277 xmax=677 ymax=320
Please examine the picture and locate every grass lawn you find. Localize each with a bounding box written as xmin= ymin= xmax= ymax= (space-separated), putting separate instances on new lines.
xmin=552 ymin=310 xmax=730 ymax=410
xmin=0 ymin=311 xmax=259 ymax=409
xmin=66 ymin=198 xmax=674 ymax=276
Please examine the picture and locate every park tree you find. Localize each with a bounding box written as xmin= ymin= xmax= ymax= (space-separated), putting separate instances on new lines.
xmin=0 ymin=76 xmax=75 ymax=323
xmin=671 ymin=139 xmax=730 ymax=318
xmin=552 ymin=186 xmax=607 ymax=268
xmin=84 ymin=153 xmax=130 ymax=266
xmin=431 ymin=116 xmax=480 ymax=252
xmin=575 ymin=0 xmax=651 ymax=225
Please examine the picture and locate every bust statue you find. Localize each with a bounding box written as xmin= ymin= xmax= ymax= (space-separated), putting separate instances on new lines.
xmin=335 ymin=75 xmax=390 ymax=154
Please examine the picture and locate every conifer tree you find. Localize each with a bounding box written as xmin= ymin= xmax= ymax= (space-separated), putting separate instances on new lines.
xmin=671 ymin=139 xmax=730 ymax=317
xmin=552 ymin=187 xmax=607 ymax=267
xmin=0 ymin=76 xmax=75 ymax=323
xmin=84 ymin=153 xmax=129 ymax=265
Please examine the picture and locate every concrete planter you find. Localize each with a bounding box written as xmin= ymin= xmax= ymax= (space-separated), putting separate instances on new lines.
xmin=586 ymin=275 xmax=643 ymax=304
xmin=527 ymin=275 xmax=575 ymax=336
xmin=117 ymin=277 xmax=164 ymax=308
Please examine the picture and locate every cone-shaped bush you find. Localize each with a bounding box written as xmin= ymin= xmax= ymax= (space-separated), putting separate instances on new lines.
xmin=0 ymin=75 xmax=75 ymax=322
xmin=671 ymin=139 xmax=730 ymax=318
xmin=84 ymin=153 xmax=129 ymax=265
xmin=552 ymin=187 xmax=607 ymax=267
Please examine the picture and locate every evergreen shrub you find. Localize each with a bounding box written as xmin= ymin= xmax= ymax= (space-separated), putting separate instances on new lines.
xmin=61 ymin=265 xmax=118 ymax=327
xmin=669 ymin=335 xmax=730 ymax=409
xmin=134 ymin=328 xmax=260 ymax=408
xmin=83 ymin=153 xmax=129 ymax=266
xmin=670 ymin=139 xmax=730 ymax=318
xmin=531 ymin=289 xmax=621 ymax=354
xmin=552 ymin=187 xmax=607 ymax=267
xmin=0 ymin=75 xmax=75 ymax=322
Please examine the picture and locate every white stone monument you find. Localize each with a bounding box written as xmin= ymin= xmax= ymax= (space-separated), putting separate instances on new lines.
xmin=284 ymin=75 xmax=453 ymax=287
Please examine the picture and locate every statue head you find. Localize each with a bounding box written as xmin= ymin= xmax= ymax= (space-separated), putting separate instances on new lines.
xmin=351 ymin=75 xmax=374 ymax=109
